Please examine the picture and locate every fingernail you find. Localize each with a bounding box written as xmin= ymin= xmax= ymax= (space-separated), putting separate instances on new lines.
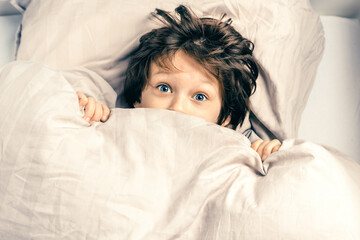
xmin=262 ymin=155 xmax=268 ymax=161
xmin=101 ymin=116 xmax=108 ymax=121
xmin=85 ymin=118 xmax=90 ymax=122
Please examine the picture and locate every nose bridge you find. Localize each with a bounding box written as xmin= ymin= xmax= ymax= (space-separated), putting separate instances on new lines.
xmin=169 ymin=92 xmax=186 ymax=113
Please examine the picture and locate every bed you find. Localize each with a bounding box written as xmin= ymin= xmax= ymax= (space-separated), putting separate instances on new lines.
xmin=0 ymin=0 xmax=359 ymax=239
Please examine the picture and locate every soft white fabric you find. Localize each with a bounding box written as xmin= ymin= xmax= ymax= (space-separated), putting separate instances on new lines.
xmin=11 ymin=0 xmax=325 ymax=140
xmin=0 ymin=61 xmax=359 ymax=239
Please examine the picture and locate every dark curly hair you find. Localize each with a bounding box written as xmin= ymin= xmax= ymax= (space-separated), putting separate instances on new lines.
xmin=124 ymin=5 xmax=258 ymax=129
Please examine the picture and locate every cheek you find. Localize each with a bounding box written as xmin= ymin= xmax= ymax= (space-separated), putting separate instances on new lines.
xmin=200 ymin=101 xmax=222 ymax=124
xmin=134 ymin=87 xmax=151 ymax=108
xmin=212 ymin=106 xmax=222 ymax=123
xmin=213 ymin=100 xmax=223 ymax=123
xmin=136 ymin=88 xmax=166 ymax=109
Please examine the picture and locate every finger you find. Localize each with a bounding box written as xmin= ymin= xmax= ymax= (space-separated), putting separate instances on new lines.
xmin=262 ymin=140 xmax=279 ymax=157
xmin=271 ymin=141 xmax=282 ymax=153
xmin=83 ymin=97 xmax=96 ymax=122
xmin=101 ymin=104 xmax=110 ymax=122
xmin=262 ymin=140 xmax=282 ymax=161
xmin=257 ymin=141 xmax=269 ymax=161
xmin=90 ymin=102 xmax=103 ymax=123
xmin=251 ymin=139 xmax=263 ymax=152
xmin=77 ymin=91 xmax=88 ymax=110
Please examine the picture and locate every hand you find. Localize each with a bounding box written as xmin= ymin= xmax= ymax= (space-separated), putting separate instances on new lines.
xmin=251 ymin=139 xmax=281 ymax=161
xmin=77 ymin=91 xmax=110 ymax=124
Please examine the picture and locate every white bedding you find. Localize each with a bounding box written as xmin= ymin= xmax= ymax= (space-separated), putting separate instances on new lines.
xmin=2 ymin=11 xmax=358 ymax=162
xmin=9 ymin=0 xmax=326 ymax=141
xmin=1 ymin=1 xmax=360 ymax=238
xmin=0 ymin=61 xmax=359 ymax=239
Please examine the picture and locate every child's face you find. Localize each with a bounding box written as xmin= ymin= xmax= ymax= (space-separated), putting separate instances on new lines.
xmin=134 ymin=50 xmax=222 ymax=124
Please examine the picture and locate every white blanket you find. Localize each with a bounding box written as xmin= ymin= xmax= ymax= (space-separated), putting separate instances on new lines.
xmin=0 ymin=61 xmax=359 ymax=239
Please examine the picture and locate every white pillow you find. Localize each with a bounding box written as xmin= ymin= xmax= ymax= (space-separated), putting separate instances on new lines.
xmin=11 ymin=0 xmax=325 ymax=140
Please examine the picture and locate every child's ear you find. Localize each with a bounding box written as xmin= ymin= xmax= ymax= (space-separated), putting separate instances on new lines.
xmin=221 ymin=116 xmax=231 ymax=128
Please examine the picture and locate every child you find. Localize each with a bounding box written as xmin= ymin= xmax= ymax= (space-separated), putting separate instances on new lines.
xmin=77 ymin=5 xmax=281 ymax=160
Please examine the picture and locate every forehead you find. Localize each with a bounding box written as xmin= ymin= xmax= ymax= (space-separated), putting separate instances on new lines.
xmin=149 ymin=51 xmax=222 ymax=87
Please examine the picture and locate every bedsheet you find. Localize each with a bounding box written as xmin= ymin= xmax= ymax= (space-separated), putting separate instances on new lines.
xmin=0 ymin=61 xmax=359 ymax=239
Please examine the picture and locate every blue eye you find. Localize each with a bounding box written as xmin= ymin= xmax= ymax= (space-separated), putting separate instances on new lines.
xmin=157 ymin=84 xmax=171 ymax=93
xmin=194 ymin=93 xmax=207 ymax=102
